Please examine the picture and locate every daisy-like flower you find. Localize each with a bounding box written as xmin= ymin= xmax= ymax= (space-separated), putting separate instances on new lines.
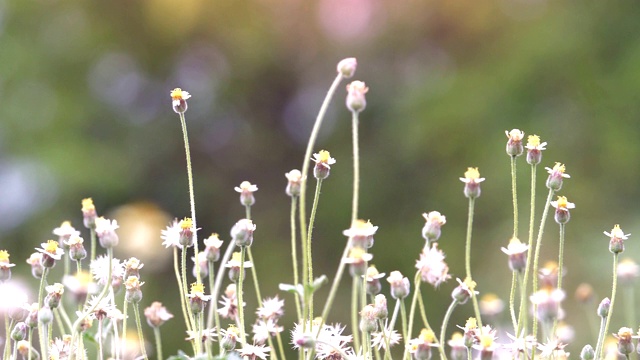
xmin=186 ymin=327 xmax=218 ymax=343
xmin=252 ymin=318 xmax=284 ymax=344
xmin=343 ymin=220 xmax=378 ymax=249
xmin=407 ymin=328 xmax=439 ymax=360
xmin=605 ymin=224 xmax=630 ymax=254
xmin=49 ymin=335 xmax=74 ymax=360
xmin=161 ymin=219 xmax=184 ymax=248
xmin=94 ymin=217 xmax=119 ymax=248
xmin=545 ymin=162 xmax=570 ymax=191
xmin=26 ymin=252 xmax=44 ymax=279
xmin=344 ymin=247 xmax=373 ymax=277
xmin=315 ymin=323 xmax=354 ymax=360
xmin=312 ymin=150 xmax=337 ymax=180
xmin=204 ymin=233 xmax=224 ymax=262
xmin=0 ymin=250 xmax=16 ymax=282
xmin=460 ymin=167 xmax=486 ymax=199
xmin=422 ymin=211 xmax=446 ymax=243
xmin=458 ymin=317 xmax=478 ymax=348
xmin=614 ymin=327 xmax=635 ymax=355
xmin=346 ymin=80 xmax=369 ymax=113
xmin=144 ymin=301 xmax=173 ymax=328
xmin=35 ymin=240 xmax=65 ymax=268
xmin=65 ymin=234 xmax=87 ymax=261
xmin=231 ymin=218 xmax=256 ymax=247
xmin=525 ymin=134 xmax=547 ymax=165
xmin=371 ymin=328 xmax=401 ymax=350
xmin=505 ymin=332 xmax=537 ymax=358
xmin=235 ymin=181 xmax=258 ymax=207
xmin=364 ymin=265 xmax=386 ymax=295
xmin=416 ymin=243 xmax=450 ymax=287
xmin=285 ymin=169 xmax=303 ymax=197
xmin=387 ymin=270 xmax=410 ymax=299
xmin=53 ymin=221 xmax=80 ymax=244
xmin=550 ymin=196 xmax=575 ymax=224
xmin=220 ymin=325 xmax=240 ymax=351
xmin=537 ymin=338 xmax=569 ymax=358
xmin=530 ymin=288 xmax=565 ymax=324
xmin=225 ymin=251 xmax=253 ymax=282
xmin=479 ymin=293 xmax=504 ymax=317
xmin=186 ymin=282 xmax=210 ymax=314
xmin=85 ymin=295 xmax=120 ymax=321
xmin=124 ymin=276 xmax=144 ymax=304
xmin=192 ymin=252 xmax=209 ymax=279
xmin=90 ymin=255 xmax=124 ymax=287
xmin=501 ymin=237 xmax=529 ymax=272
xmin=63 ymin=271 xmax=96 ymax=304
xmin=170 ymin=87 xmax=191 ymax=114
xmin=238 ymin=343 xmax=271 ymax=360
xmin=124 ymin=257 xmax=144 ymax=279
xmin=505 ymin=129 xmax=525 ymax=157
xmin=447 ymin=332 xmax=466 ymax=360
xmin=472 ymin=325 xmax=499 ymax=356
xmin=617 ymin=258 xmax=640 ymax=285
xmin=256 ymin=296 xmax=284 ymax=320
xmin=452 ymin=278 xmax=478 ymax=304
xmin=45 ymin=283 xmax=65 ymax=309
xmin=81 ymin=198 xmax=98 ymax=229
xmin=218 ymin=284 xmax=244 ymax=320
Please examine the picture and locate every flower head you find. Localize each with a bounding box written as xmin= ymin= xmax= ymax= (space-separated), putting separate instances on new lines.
xmin=204 ymin=233 xmax=224 ymax=262
xmin=617 ymin=258 xmax=640 ymax=285
xmin=144 ymin=301 xmax=173 ymax=328
xmin=94 ymin=217 xmax=119 ymax=248
xmin=312 ymin=150 xmax=337 ymax=180
xmin=371 ymin=328 xmax=401 ymax=350
xmin=239 ymin=343 xmax=271 ymax=360
xmin=187 ymin=282 xmax=211 ymax=314
xmin=605 ymin=224 xmax=630 ymax=254
xmin=231 ymin=219 xmax=256 ymax=247
xmin=81 ymin=198 xmax=98 ymax=229
xmin=337 ymin=57 xmax=357 ymax=78
xmin=501 ymin=237 xmax=529 ymax=272
xmin=451 ymin=277 xmax=478 ymax=304
xmin=124 ymin=276 xmax=144 ymax=303
xmin=344 ymin=247 xmax=373 ymax=277
xmin=36 ymin=240 xmax=65 ymax=268
xmin=505 ymin=129 xmax=525 ymax=157
xmin=235 ymin=181 xmax=258 ymax=206
xmin=257 ymin=296 xmax=285 ymax=320
xmin=0 ymin=250 xmax=15 ymax=282
xmin=53 ymin=221 xmax=80 ymax=244
xmin=346 ymin=80 xmax=369 ymax=113
xmin=285 ymin=169 xmax=303 ymax=197
xmin=460 ymin=167 xmax=485 ymax=199
xmin=170 ymin=88 xmax=191 ymax=113
xmin=161 ymin=219 xmax=183 ymax=248
xmin=343 ymin=220 xmax=378 ymax=248
xmin=416 ymin=243 xmax=450 ymax=287
xmin=365 ymin=265 xmax=385 ymax=295
xmin=407 ymin=328 xmax=439 ymax=360
xmin=551 ymin=196 xmax=575 ymax=224
xmin=525 ymin=135 xmax=547 ymax=165
xmin=472 ymin=325 xmax=498 ymax=353
xmin=422 ymin=211 xmax=446 ymax=243
xmin=387 ymin=270 xmax=410 ymax=299
xmin=545 ymin=162 xmax=570 ymax=191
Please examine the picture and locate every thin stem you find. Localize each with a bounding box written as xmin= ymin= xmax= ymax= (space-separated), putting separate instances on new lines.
xmin=389 ymin=299 xmax=401 ymax=334
xmin=246 ymin=248 xmax=264 ymax=305
xmin=153 ymin=327 xmax=163 ymax=360
xmin=173 ymin=247 xmax=191 ymax=334
xmin=289 ymin=196 xmax=302 ymax=321
xmin=404 ymin=271 xmax=421 ymax=360
xmin=594 ymin=316 xmax=607 ymax=360
xmin=557 ymin=224 xmax=565 ymax=291
xmin=351 ymin=111 xmax=360 ymax=225
xmin=133 ymin=304 xmax=148 ymax=360
xmin=3 ymin=317 xmax=11 ymax=360
xmin=318 ymin=239 xmax=352 ymax=330
xmin=237 ymin=246 xmax=247 ymax=344
xmin=212 ymin=239 xmax=236 ymax=313
xmin=306 ymin=178 xmax=324 ymax=321
xmin=511 ymin=155 xmax=519 ymax=238
xmin=90 ymin=228 xmax=96 ymax=263
xmin=509 ymin=272 xmax=518 ymax=334
xmin=275 ymin=331 xmax=287 ymax=360
xmin=599 ymin=253 xmax=619 ymax=359
xmin=121 ymin=300 xmax=128 ymax=359
xmin=351 ymin=275 xmax=361 ymax=352
xmin=178 ymin=111 xmax=201 ymax=285
xmin=399 ymin=301 xmax=408 ymax=357
xmin=531 ymin=188 xmax=555 ymax=340
xmin=464 ymin=197 xmax=482 ymax=327
xmin=439 ymin=300 xmax=458 ymax=360
xmin=28 ymin=329 xmax=34 ymax=360
xmin=181 ymin=247 xmax=196 ymax=332
xmin=207 ymin=261 xmax=222 ymax=352
xmin=98 ymin=319 xmax=104 ymax=360
xmin=416 ymin=289 xmax=432 ymax=331
xmin=517 ymin=164 xmax=537 ymax=336
xmin=37 ymin=268 xmax=49 ymax=360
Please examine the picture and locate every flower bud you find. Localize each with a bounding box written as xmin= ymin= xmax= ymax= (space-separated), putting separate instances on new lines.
xmin=597 ymin=297 xmax=610 ymax=318
xmin=285 ymin=170 xmax=303 ymax=197
xmin=373 ymin=294 xmax=388 ymax=319
xmin=231 ymin=219 xmax=256 ymax=247
xmin=387 ymin=271 xmax=410 ymax=299
xmin=460 ymin=167 xmax=485 ymax=199
xmin=359 ymin=305 xmax=378 ymax=333
xmin=81 ymin=198 xmax=98 ymax=229
xmin=452 ymin=278 xmax=475 ymax=304
xmin=501 ymin=238 xmax=528 ymax=273
xmin=580 ymin=344 xmax=595 ymax=360
xmin=421 ymin=211 xmax=446 ymax=243
xmin=337 ymin=57 xmax=357 ymax=79
xmin=605 ymin=224 xmax=629 ymax=254
xmin=38 ymin=307 xmax=53 ymax=325
xmin=170 ymin=88 xmax=191 ymax=114
xmin=11 ymin=322 xmax=28 ymax=341
xmin=94 ymin=217 xmax=119 ymax=249
xmin=616 ymin=327 xmax=635 ymax=355
xmin=346 ymin=81 xmax=368 ymax=113
xmin=312 ymin=150 xmax=336 ymax=180
xmin=545 ymin=163 xmax=570 ymax=191
xmin=505 ymin=129 xmax=525 ymax=157
xmin=234 ymin=181 xmax=258 ymax=207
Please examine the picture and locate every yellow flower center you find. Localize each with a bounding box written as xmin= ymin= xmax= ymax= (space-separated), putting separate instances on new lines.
xmin=419 ymin=328 xmax=436 ymax=343
xmin=481 ymin=293 xmax=500 ymax=302
xmin=231 ymin=252 xmax=242 ymax=263
xmin=44 ymin=240 xmax=59 ymax=253
xmin=125 ymin=276 xmax=140 ymax=289
xmin=464 ymin=167 xmax=481 ymax=180
xmin=82 ymin=198 xmax=95 ymax=212
xmin=366 ymin=265 xmax=379 ymax=277
xmin=170 ymin=88 xmax=186 ymax=100
xmin=180 ymin=218 xmax=193 ymax=230
xmin=556 ymin=196 xmax=568 ymax=209
xmin=507 ymin=129 xmax=524 ymax=141
xmin=348 ymin=247 xmax=367 ymax=260
xmin=463 ymin=277 xmax=477 ymax=290
xmin=190 ymin=282 xmax=205 ymax=295
xmin=317 ymin=150 xmax=331 ymax=163
xmin=0 ymin=250 xmax=9 ymax=263
xmin=618 ymin=327 xmax=633 ymax=341
xmin=465 ymin=317 xmax=478 ymax=330
xmin=479 ymin=333 xmax=494 ymax=348
xmin=552 ymin=162 xmax=566 ymax=174
xmin=527 ymin=135 xmax=541 ymax=147
xmin=450 ymin=332 xmax=463 ymax=342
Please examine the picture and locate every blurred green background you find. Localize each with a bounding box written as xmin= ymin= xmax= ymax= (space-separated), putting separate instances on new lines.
xmin=2 ymin=0 xmax=640 ymax=357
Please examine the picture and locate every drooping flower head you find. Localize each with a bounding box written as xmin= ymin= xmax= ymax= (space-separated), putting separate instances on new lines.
xmin=460 ymin=167 xmax=485 ymax=199
xmin=170 ymin=88 xmax=191 ymax=114
xmin=545 ymin=162 xmax=570 ymax=191
xmin=346 ymin=80 xmax=368 ymax=113
xmin=551 ymin=196 xmax=575 ymax=224
xmin=505 ymin=129 xmax=525 ymax=157
xmin=604 ymin=224 xmax=630 ymax=254
xmin=312 ymin=150 xmax=336 ymax=180
xmin=525 ymin=135 xmax=547 ymax=165
xmin=337 ymin=57 xmax=357 ymax=79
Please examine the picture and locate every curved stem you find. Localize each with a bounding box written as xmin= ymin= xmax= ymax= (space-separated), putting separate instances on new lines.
xmin=289 ymin=196 xmax=302 ymax=321
xmin=531 ymin=188 xmax=555 ymax=340
xmin=212 ymin=239 xmax=236 ymax=315
xmin=181 ymin=248 xmax=196 ymax=332
xmin=178 ymin=112 xmax=201 ymax=285
xmin=598 ymin=253 xmax=619 ymax=359
xmin=439 ymin=300 xmax=458 ymax=360
xmin=517 ymin=164 xmax=537 ymax=336
xmin=464 ymin=197 xmax=482 ymax=327
xmin=416 ymin=289 xmax=432 ymax=331
xmin=306 ymin=179 xmax=323 ymax=320
xmin=509 ymin=272 xmax=518 ymax=334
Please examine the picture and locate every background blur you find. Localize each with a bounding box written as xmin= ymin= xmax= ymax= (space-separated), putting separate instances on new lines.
xmin=1 ymin=0 xmax=640 ymax=357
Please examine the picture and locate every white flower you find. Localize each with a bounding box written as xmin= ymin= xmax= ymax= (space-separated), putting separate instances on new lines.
xmin=90 ymin=255 xmax=124 ymax=286
xmin=161 ymin=220 xmax=183 ymax=248
xmin=371 ymin=328 xmax=402 ymax=350
xmin=256 ymin=296 xmax=284 ymax=320
xmin=415 ymin=243 xmax=450 ymax=287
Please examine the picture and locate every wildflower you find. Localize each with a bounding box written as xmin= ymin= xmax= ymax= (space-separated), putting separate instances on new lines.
xmin=252 ymin=318 xmax=284 ymax=344
xmin=220 ymin=325 xmax=240 ymax=351
xmin=551 ymin=196 xmax=575 ymax=224
xmin=285 ymin=169 xmax=303 ymax=197
xmin=614 ymin=327 xmax=635 ymax=355
xmin=161 ymin=219 xmax=183 ymax=248
xmin=421 ymin=211 xmax=446 ymax=243
xmin=387 ymin=270 xmax=410 ymax=299
xmin=597 ymin=297 xmax=611 ymax=318
xmin=25 ymin=303 xmax=39 ymax=328
xmin=65 ymin=234 xmax=87 ymax=261
xmin=373 ymin=294 xmax=388 ymax=319
xmin=537 ymin=338 xmax=569 ymax=358
xmin=10 ymin=322 xmax=28 ymax=341
xmin=191 ymin=252 xmax=209 ymax=279
xmin=85 ymin=295 xmax=120 ymax=321
xmin=178 ymin=217 xmax=195 ymax=247
xmin=238 ymin=343 xmax=271 ymax=360
xmin=231 ymin=218 xmax=256 ymax=247
xmin=343 ymin=220 xmax=378 ymax=249
xmin=225 ymin=252 xmax=253 ymax=282
xmin=359 ymin=305 xmax=378 ymax=333
xmin=45 ymin=283 xmax=65 ymax=309
xmin=530 ymin=288 xmax=565 ymax=324
xmin=144 ymin=301 xmax=173 ymax=328
xmin=479 ymin=293 xmax=504 ymax=317
xmin=545 ymin=162 xmax=570 ymax=191
xmin=63 ymin=271 xmax=96 ymax=304
xmin=186 ymin=282 xmax=210 ymax=314
xmin=501 ymin=237 xmax=528 ymax=273
xmin=90 ymin=255 xmax=124 ymax=288
xmin=604 ymin=224 xmax=630 ymax=254
xmin=460 ymin=167 xmax=485 ymax=199
xmin=505 ymin=129 xmax=525 ymax=157
xmin=170 ymin=87 xmax=191 ymax=114
xmin=218 ymin=284 xmax=243 ymax=319
xmin=580 ymin=344 xmax=595 ymax=360
xmin=185 ymin=327 xmax=218 ymax=343
xmin=458 ymin=317 xmax=478 ymax=348
xmin=539 ymin=261 xmax=560 ymax=288
xmin=49 ymin=335 xmax=74 ymax=359
xmin=407 ymin=328 xmax=439 ymax=360
xmin=38 ymin=306 xmax=53 ymax=325
xmin=371 ymin=328 xmax=401 ymax=350
xmin=204 ymin=233 xmax=224 ymax=262
xmin=526 ymin=135 xmax=547 ymax=165
xmin=337 ymin=57 xmax=357 ymax=79
xmin=15 ymin=340 xmax=32 ymax=358
xmin=53 ymin=221 xmax=80 ymax=245
xmin=472 ymin=325 xmax=499 ymax=359
xmin=26 ymin=252 xmax=44 ymax=278
xmin=312 ymin=150 xmax=336 ymax=180
xmin=124 ymin=257 xmax=144 ymax=279
xmin=8 ymin=301 xmax=30 ymax=323
xmin=364 ymin=265 xmax=385 ymax=295
xmin=0 ymin=250 xmax=16 ymax=282
xmin=448 ymin=332 xmax=466 ymax=360
xmin=452 ymin=278 xmax=478 ymax=304
xmin=617 ymin=258 xmax=640 ymax=285
xmin=555 ymin=321 xmax=575 ymax=344
xmin=256 ymin=296 xmax=284 ymax=320
xmin=124 ymin=276 xmax=144 ymax=303
xmin=291 ymin=326 xmax=316 ymax=350
xmin=416 ymin=243 xmax=451 ymax=287
xmin=314 ymin=322 xmax=354 ymax=360
xmin=81 ymin=198 xmax=98 ymax=229
xmin=35 ymin=240 xmax=65 ymax=268
xmin=346 ymin=80 xmax=368 ymax=113
xmin=505 ymin=332 xmax=537 ymax=358
xmin=344 ymin=247 xmax=373 ymax=277
xmin=94 ymin=217 xmax=120 ymax=248
xmin=235 ymin=180 xmax=258 ymax=207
